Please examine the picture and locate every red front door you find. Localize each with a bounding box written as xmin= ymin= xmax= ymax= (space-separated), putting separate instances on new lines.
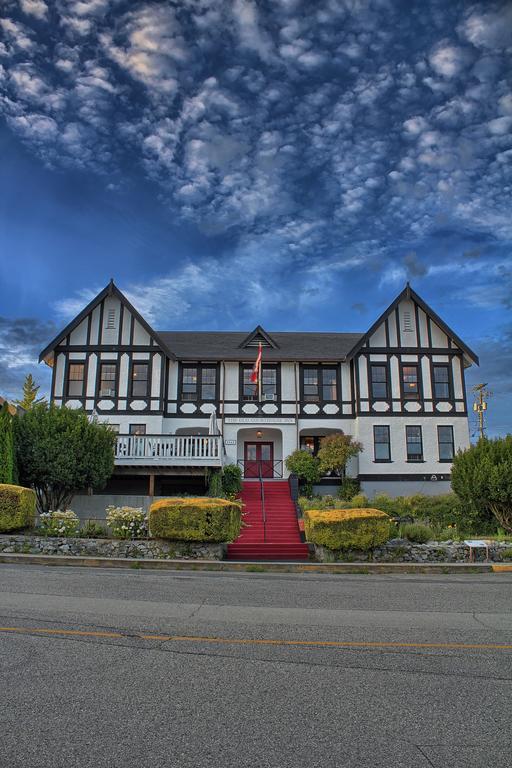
xmin=244 ymin=442 xmax=274 ymax=478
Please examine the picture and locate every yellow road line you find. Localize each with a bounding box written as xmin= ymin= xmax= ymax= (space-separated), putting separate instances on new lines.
xmin=1 ymin=626 xmax=512 ymax=652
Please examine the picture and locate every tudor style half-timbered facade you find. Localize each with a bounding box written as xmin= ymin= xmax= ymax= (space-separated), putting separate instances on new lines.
xmin=39 ymin=279 xmax=478 ymax=500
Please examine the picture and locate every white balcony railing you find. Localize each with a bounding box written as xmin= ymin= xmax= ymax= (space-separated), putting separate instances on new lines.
xmin=115 ymin=435 xmax=223 ymax=466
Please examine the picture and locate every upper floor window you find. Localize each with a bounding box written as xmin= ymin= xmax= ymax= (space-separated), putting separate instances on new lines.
xmin=438 ymin=425 xmax=454 ymax=461
xmin=402 ymin=364 xmax=419 ymax=399
xmin=181 ymin=365 xmax=217 ymax=401
xmin=98 ymin=363 xmax=117 ymax=398
xmin=370 ymin=364 xmax=388 ymax=400
xmin=406 ymin=425 xmax=423 ymax=462
xmin=129 ymin=424 xmax=146 ymax=435
xmin=131 ymin=362 xmax=149 ymax=398
xmin=67 ymin=363 xmax=85 ymax=397
xmin=302 ymin=366 xmax=337 ymax=402
xmin=374 ymin=425 xmax=391 ymax=462
xmin=242 ymin=365 xmax=277 ymax=401
xmin=201 ymin=367 xmax=217 ymax=400
xmin=261 ymin=367 xmax=277 ymax=400
xmin=433 ymin=364 xmax=451 ymax=400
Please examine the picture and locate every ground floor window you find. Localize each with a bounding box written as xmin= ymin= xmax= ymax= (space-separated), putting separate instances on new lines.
xmin=438 ymin=425 xmax=454 ymax=461
xmin=373 ymin=425 xmax=391 ymax=461
xmin=406 ymin=425 xmax=423 ymax=462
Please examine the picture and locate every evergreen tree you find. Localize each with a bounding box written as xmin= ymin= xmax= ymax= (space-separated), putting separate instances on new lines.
xmin=0 ymin=402 xmax=15 ymax=484
xmin=15 ymin=374 xmax=47 ymax=410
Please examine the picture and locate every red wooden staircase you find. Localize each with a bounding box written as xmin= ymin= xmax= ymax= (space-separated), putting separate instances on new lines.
xmin=227 ymin=480 xmax=309 ymax=561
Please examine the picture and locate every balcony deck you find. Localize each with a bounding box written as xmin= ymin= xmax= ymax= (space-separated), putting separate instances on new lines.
xmin=115 ymin=435 xmax=223 ymax=467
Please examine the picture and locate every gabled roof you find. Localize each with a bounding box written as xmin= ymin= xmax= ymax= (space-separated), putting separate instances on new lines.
xmin=345 ymin=283 xmax=479 ymax=365
xmin=157 ymin=331 xmax=363 ymax=362
xmin=238 ymin=325 xmax=279 ymax=349
xmin=39 ymin=280 xmax=176 ymax=363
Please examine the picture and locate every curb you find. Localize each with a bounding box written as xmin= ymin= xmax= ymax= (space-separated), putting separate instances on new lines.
xmin=0 ymin=552 xmax=503 ymax=574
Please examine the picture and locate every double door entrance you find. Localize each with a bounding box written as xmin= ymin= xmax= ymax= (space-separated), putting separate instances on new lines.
xmin=244 ymin=442 xmax=274 ymax=478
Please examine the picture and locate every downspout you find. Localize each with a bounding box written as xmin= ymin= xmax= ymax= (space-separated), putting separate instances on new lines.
xmin=294 ymin=361 xmax=299 ymax=450
xmin=221 ymin=360 xmax=226 ymax=457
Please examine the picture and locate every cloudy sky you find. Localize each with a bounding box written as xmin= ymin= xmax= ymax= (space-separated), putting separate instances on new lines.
xmin=0 ymin=0 xmax=511 ymax=436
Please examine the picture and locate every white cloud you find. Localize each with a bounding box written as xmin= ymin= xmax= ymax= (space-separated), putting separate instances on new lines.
xmin=101 ymin=5 xmax=186 ymax=94
xmin=19 ymin=0 xmax=48 ymax=19
xmin=232 ymin=0 xmax=274 ymax=60
xmin=459 ymin=4 xmax=512 ymax=49
xmin=429 ymin=41 xmax=472 ymax=77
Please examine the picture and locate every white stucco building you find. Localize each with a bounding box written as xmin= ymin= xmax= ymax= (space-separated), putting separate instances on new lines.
xmin=39 ymin=280 xmax=478 ymax=502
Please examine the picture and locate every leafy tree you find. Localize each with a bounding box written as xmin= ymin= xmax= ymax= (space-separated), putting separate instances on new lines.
xmin=0 ymin=402 xmax=15 ymax=484
xmin=317 ymin=433 xmax=363 ymax=477
xmin=221 ymin=464 xmax=243 ymax=497
xmin=285 ymin=450 xmax=321 ymax=496
xmin=451 ymin=437 xmax=512 ymax=532
xmin=14 ymin=403 xmax=117 ymax=513
xmin=15 ymin=374 xmax=47 ymax=410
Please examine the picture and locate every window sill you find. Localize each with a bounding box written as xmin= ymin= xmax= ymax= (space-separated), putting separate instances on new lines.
xmin=406 ymin=460 xmax=425 ymax=463
xmin=373 ymin=460 xmax=393 ymax=463
xmin=438 ymin=459 xmax=453 ymax=463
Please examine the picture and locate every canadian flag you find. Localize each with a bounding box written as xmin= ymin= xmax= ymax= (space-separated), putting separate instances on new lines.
xmin=250 ymin=341 xmax=262 ymax=384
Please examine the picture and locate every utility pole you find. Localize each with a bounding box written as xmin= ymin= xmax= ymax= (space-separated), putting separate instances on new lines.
xmin=472 ymin=384 xmax=492 ymax=439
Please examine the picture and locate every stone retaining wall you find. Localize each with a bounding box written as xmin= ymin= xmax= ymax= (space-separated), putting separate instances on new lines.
xmin=313 ymin=538 xmax=512 ymax=563
xmin=0 ymin=534 xmax=225 ymax=560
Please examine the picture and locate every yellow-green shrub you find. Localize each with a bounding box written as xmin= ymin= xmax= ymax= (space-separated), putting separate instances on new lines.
xmin=0 ymin=483 xmax=36 ymax=532
xmin=304 ymin=507 xmax=391 ymax=550
xmin=149 ymin=497 xmax=242 ymax=542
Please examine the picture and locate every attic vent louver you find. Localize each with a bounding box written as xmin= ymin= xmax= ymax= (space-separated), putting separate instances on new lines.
xmin=106 ymin=309 xmax=116 ymax=329
xmin=246 ymin=335 xmax=271 ymax=347
xmin=403 ymin=311 xmax=413 ymax=332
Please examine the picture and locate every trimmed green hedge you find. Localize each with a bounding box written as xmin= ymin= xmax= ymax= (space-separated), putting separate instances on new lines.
xmin=304 ymin=507 xmax=391 ymax=550
xmin=149 ymin=497 xmax=242 ymax=542
xmin=0 ymin=483 xmax=36 ymax=532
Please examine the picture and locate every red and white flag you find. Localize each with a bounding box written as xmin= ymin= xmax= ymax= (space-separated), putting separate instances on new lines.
xmin=250 ymin=341 xmax=262 ymax=384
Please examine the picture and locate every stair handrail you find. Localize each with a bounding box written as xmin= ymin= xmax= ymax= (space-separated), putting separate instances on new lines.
xmin=258 ymin=460 xmax=266 ymax=543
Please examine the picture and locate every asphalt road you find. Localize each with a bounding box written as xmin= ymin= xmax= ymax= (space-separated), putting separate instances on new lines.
xmin=1 ymin=565 xmax=511 ymax=768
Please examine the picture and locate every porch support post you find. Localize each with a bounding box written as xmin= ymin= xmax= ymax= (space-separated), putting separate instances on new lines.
xmin=148 ymin=474 xmax=155 ymax=498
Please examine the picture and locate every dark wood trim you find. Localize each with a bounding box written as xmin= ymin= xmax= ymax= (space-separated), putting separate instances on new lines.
xmin=98 ymin=300 xmax=104 ymax=345
xmin=413 ymin=302 xmax=420 ymax=347
xmin=118 ymin=301 xmax=124 ymax=346
xmin=361 ymin=347 xmax=464 ymax=356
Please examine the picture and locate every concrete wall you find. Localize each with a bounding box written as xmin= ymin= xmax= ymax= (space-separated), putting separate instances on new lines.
xmin=360 ymin=479 xmax=452 ymax=498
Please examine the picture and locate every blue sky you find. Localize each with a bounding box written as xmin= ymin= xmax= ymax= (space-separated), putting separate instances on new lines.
xmin=0 ymin=0 xmax=511 ymax=436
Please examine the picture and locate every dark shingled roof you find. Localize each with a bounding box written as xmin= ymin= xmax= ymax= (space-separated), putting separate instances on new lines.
xmin=156 ymin=331 xmax=364 ymax=361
